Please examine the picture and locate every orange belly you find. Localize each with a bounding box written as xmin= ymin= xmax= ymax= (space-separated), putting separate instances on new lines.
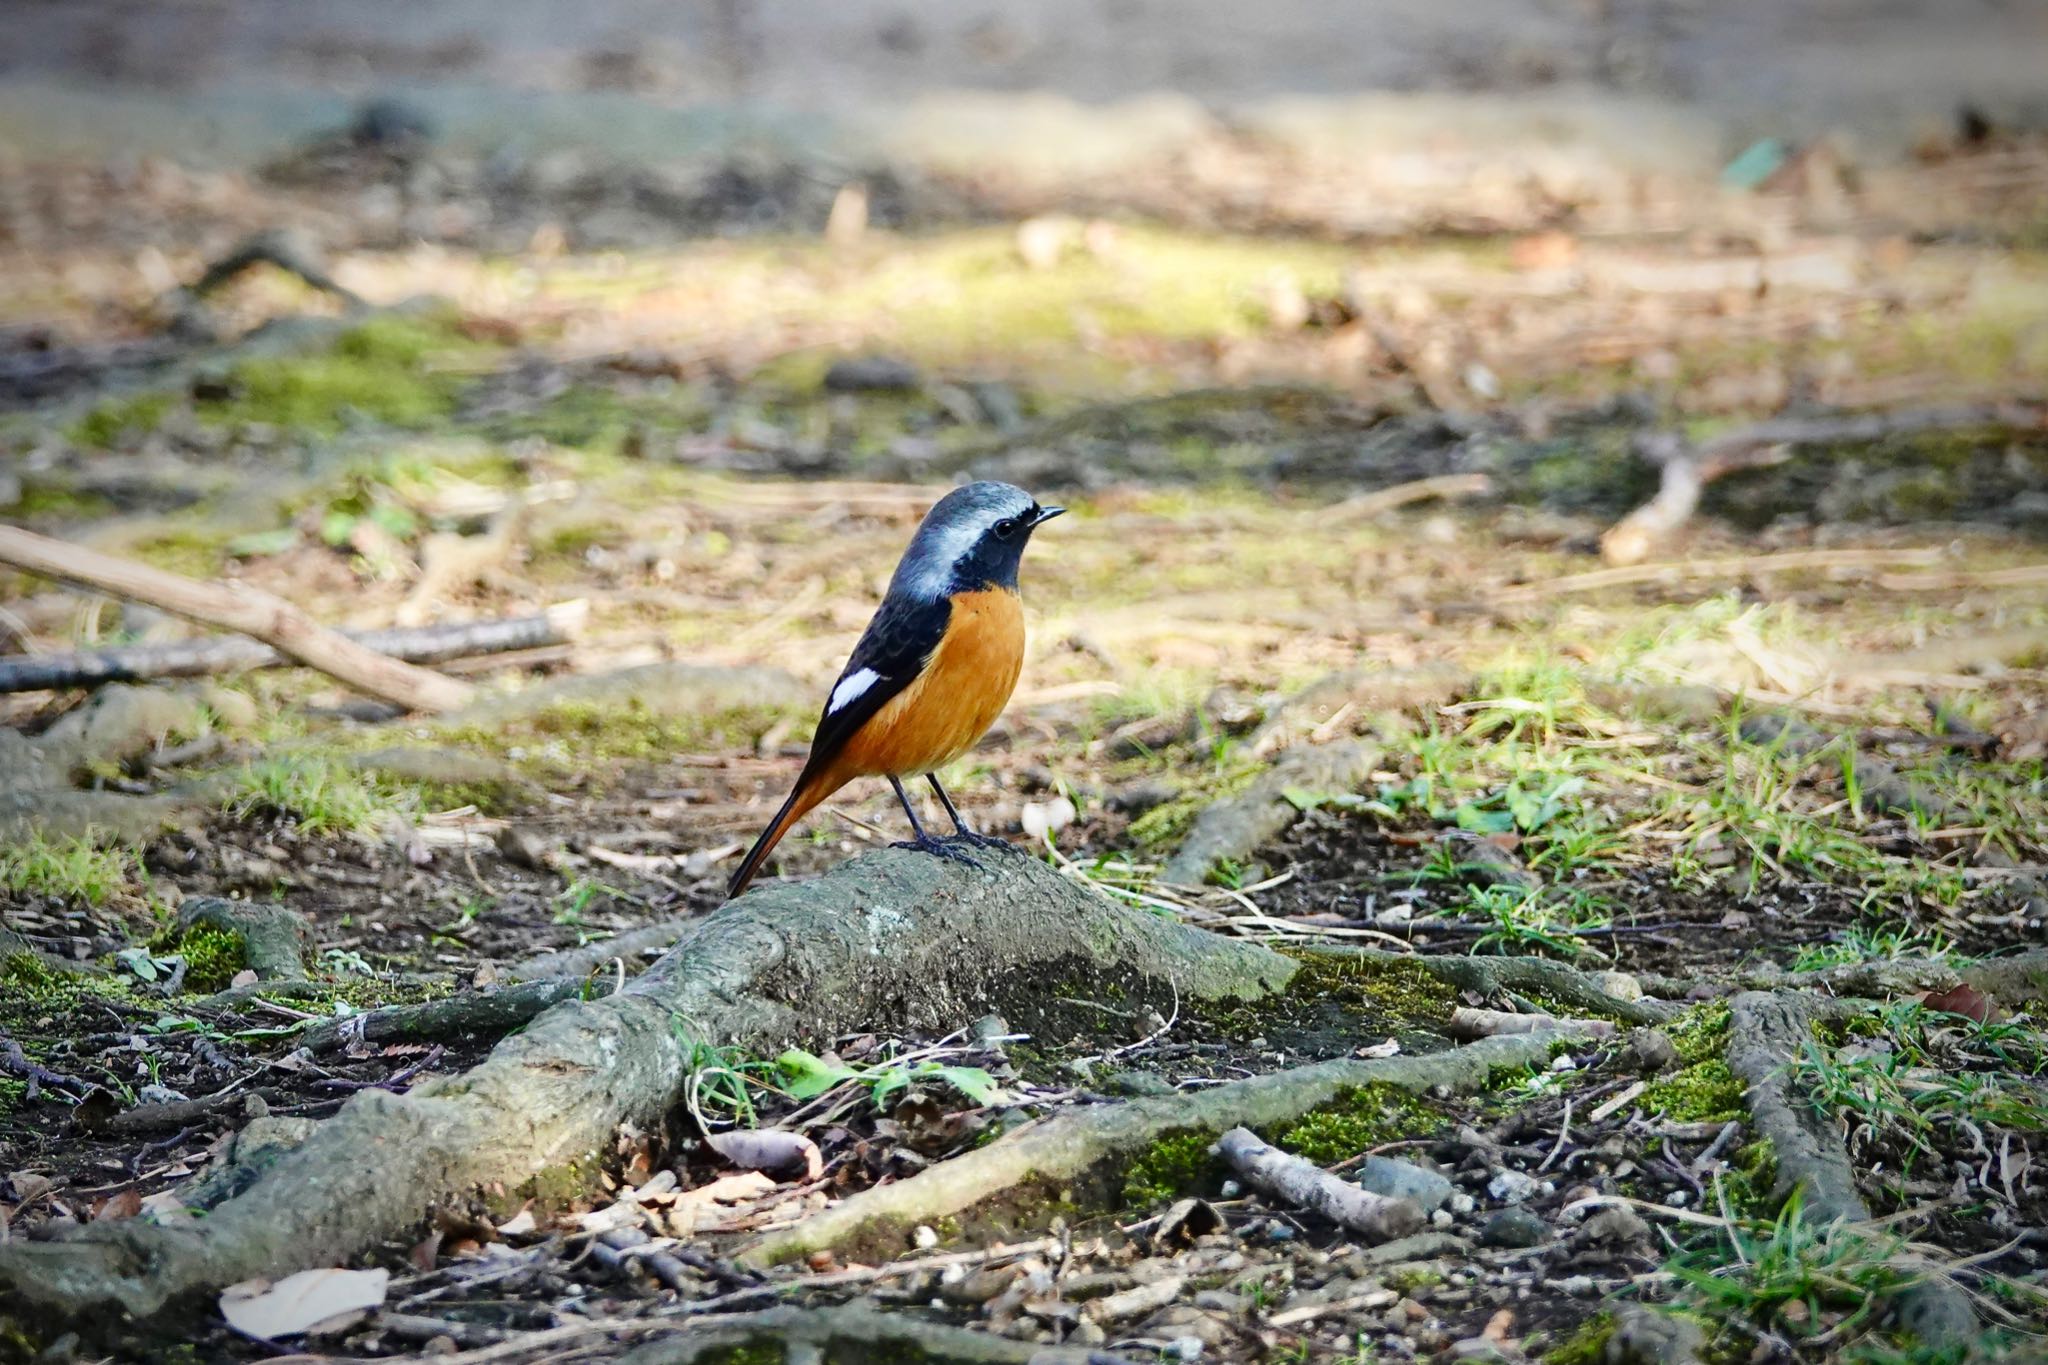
xmin=830 ymin=587 xmax=1024 ymax=781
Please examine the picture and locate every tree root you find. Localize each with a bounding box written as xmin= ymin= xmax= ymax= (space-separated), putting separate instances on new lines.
xmin=0 ymin=846 xmax=1291 ymax=1323
xmin=1727 ymin=991 xmax=1977 ymax=1348
xmin=299 ymin=977 xmax=589 ymax=1054
xmin=741 ymin=1030 xmax=1582 ymax=1270
xmin=507 ymin=920 xmax=694 ymax=983
xmin=1161 ymin=740 xmax=1380 ymax=886
xmin=0 ymin=683 xmax=216 ymax=840
xmin=176 ymin=897 xmax=311 ymax=981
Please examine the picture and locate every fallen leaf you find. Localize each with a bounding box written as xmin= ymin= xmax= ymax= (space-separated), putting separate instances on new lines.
xmin=219 ymin=1267 xmax=389 ymax=1340
xmin=676 ymin=1171 xmax=777 ymax=1207
xmin=496 ymin=1207 xmax=537 ymax=1237
xmin=707 ymin=1128 xmax=825 ymax=1181
xmin=1921 ymin=984 xmax=1995 ymax=1023
xmin=138 ymin=1190 xmax=193 ymax=1224
xmin=91 ymin=1188 xmax=142 ymax=1222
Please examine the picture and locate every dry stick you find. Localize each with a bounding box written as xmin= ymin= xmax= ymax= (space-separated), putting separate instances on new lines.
xmin=1598 ymin=403 xmax=2045 ymax=568
xmin=1498 ymin=546 xmax=1947 ymax=602
xmin=0 ymin=603 xmax=586 ymax=694
xmin=1218 ymin=1127 xmax=1424 ymax=1243
xmin=1447 ymin=1006 xmax=1617 ymax=1041
xmin=0 ymin=524 xmax=474 ymax=714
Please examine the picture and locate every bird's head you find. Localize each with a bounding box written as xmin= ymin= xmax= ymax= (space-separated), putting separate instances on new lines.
xmin=892 ymin=481 xmax=1064 ymax=599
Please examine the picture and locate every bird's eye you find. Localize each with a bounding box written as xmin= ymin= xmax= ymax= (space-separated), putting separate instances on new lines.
xmin=993 ymin=517 xmax=1019 ymax=539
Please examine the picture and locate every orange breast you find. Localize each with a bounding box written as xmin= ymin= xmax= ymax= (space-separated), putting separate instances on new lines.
xmin=831 ymin=588 xmax=1025 ymax=781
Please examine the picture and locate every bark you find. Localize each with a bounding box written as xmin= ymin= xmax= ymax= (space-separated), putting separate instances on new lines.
xmin=1304 ymin=947 xmax=1679 ymax=1026
xmin=0 ymin=523 xmax=474 ymax=712
xmin=1447 ymin=1006 xmax=1617 ymax=1040
xmin=0 ymin=608 xmax=581 ymax=694
xmin=299 ymin=977 xmax=588 ymax=1054
xmin=742 ymin=1030 xmax=1582 ymax=1269
xmin=0 ymin=846 xmax=1291 ymax=1323
xmin=1218 ymin=1126 xmax=1424 ymax=1241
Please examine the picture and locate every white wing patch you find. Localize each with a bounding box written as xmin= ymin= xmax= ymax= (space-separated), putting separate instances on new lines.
xmin=828 ymin=667 xmax=882 ymax=715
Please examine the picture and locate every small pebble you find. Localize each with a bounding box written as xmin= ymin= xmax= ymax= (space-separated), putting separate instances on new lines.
xmin=1430 ymin=1209 xmax=1454 ymax=1229
xmin=1447 ymin=1192 xmax=1475 ymax=1216
xmin=912 ymin=1224 xmax=939 ymax=1250
xmin=1266 ymin=1223 xmax=1295 ymax=1242
xmin=1219 ymin=1180 xmax=1242 ymax=1199
xmin=1549 ymin=1054 xmax=1576 ymax=1072
xmin=1169 ymin=1338 xmax=1205 ymax=1361
xmin=1357 ymin=1156 xmax=1455 ymax=1213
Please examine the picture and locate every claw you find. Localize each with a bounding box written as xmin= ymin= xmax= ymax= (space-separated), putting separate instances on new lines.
xmin=950 ymin=832 xmax=1012 ymax=853
xmin=892 ymin=834 xmax=985 ymax=872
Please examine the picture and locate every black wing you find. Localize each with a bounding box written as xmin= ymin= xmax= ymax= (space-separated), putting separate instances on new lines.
xmin=796 ymin=592 xmax=951 ymax=785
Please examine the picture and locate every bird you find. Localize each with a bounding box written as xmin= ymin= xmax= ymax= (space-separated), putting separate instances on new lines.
xmin=725 ymin=481 xmax=1064 ymax=898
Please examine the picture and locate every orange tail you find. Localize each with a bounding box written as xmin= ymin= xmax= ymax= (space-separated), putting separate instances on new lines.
xmin=726 ymin=779 xmax=829 ymax=899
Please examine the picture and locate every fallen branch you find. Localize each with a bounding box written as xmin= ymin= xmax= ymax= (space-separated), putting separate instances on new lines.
xmin=0 ymin=846 xmax=1291 ymax=1322
xmin=1447 ymin=1006 xmax=1617 ymax=1040
xmin=1599 ymin=404 xmax=2044 ymax=567
xmin=0 ymin=605 xmax=585 ymax=694
xmin=1727 ymin=991 xmax=1976 ymax=1348
xmin=1162 ymin=741 xmax=1380 ymax=886
xmin=742 ymin=1030 xmax=1583 ymax=1270
xmin=0 ymin=523 xmax=474 ymax=713
xmin=1218 ymin=1126 xmax=1424 ymax=1241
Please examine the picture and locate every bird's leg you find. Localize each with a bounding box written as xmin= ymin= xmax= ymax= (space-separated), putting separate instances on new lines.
xmin=927 ymin=774 xmax=1009 ymax=851
xmin=889 ymin=776 xmax=982 ymax=870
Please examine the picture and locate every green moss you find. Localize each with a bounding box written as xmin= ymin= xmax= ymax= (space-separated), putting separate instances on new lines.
xmin=129 ymin=527 xmax=231 ymax=578
xmin=1120 ymin=1128 xmax=1223 ymax=1208
xmin=1277 ymin=1082 xmax=1451 ymax=1164
xmin=1283 ymin=951 xmax=1461 ymax=1029
xmin=1642 ymin=1060 xmax=1745 ymax=1123
xmin=8 ymin=481 xmax=117 ymax=519
xmin=1126 ymin=761 xmax=1263 ymax=847
xmin=69 ymin=392 xmax=174 ymax=448
xmin=0 ymin=1078 xmax=27 ymax=1117
xmin=1721 ymin=1139 xmax=1779 ymax=1216
xmin=201 ymin=313 xmax=487 ymax=436
xmin=1667 ymin=1000 xmax=1734 ymax=1066
xmin=1544 ymin=1315 xmax=1615 ymax=1365
xmin=1384 ymin=1264 xmax=1444 ymax=1293
xmin=169 ymin=925 xmax=247 ymax=994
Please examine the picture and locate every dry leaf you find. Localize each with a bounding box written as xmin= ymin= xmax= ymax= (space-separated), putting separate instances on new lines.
xmin=706 ymin=1129 xmax=825 ymax=1180
xmin=1921 ymin=983 xmax=1996 ymax=1023
xmin=219 ymin=1267 xmax=389 ymax=1340
xmin=496 ymin=1207 xmax=537 ymax=1237
xmin=91 ymin=1188 xmax=142 ymax=1222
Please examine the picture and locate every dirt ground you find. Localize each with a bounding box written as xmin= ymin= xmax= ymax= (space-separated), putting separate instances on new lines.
xmin=2 ymin=120 xmax=2047 ymax=1365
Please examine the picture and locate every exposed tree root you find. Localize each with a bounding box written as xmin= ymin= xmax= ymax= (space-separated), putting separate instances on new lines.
xmin=176 ymin=897 xmax=311 ymax=981
xmin=1162 ymin=740 xmax=1380 ymax=886
xmin=742 ymin=1030 xmax=1582 ymax=1270
xmin=0 ymin=683 xmax=215 ymax=840
xmin=299 ymin=976 xmax=588 ymax=1054
xmin=0 ymin=846 xmax=1290 ymax=1324
xmin=1727 ymin=991 xmax=1977 ymax=1348
xmin=508 ymin=920 xmax=695 ymax=983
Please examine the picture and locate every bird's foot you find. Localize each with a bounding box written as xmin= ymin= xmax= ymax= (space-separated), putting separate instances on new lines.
xmin=892 ymin=834 xmax=985 ymax=871
xmin=946 ymin=831 xmax=1012 ymax=853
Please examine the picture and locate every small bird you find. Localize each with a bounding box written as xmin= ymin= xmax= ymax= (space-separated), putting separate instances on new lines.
xmin=725 ymin=481 xmax=1064 ymax=898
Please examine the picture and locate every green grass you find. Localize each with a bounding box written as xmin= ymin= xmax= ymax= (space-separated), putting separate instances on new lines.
xmin=0 ymin=835 xmax=139 ymax=905
xmin=222 ymin=756 xmax=395 ymax=836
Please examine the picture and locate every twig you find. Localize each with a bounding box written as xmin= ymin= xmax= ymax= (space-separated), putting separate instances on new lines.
xmin=1315 ymin=473 xmax=1493 ymax=523
xmin=0 ymin=1031 xmax=89 ymax=1100
xmin=1218 ymin=1127 xmax=1424 ymax=1243
xmin=1498 ymin=547 xmax=1947 ymax=602
xmin=0 ymin=605 xmax=586 ymax=694
xmin=0 ymin=524 xmax=473 ymax=713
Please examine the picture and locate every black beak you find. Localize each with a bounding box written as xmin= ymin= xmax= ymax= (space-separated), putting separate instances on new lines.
xmin=1029 ymin=505 xmax=1066 ymax=527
